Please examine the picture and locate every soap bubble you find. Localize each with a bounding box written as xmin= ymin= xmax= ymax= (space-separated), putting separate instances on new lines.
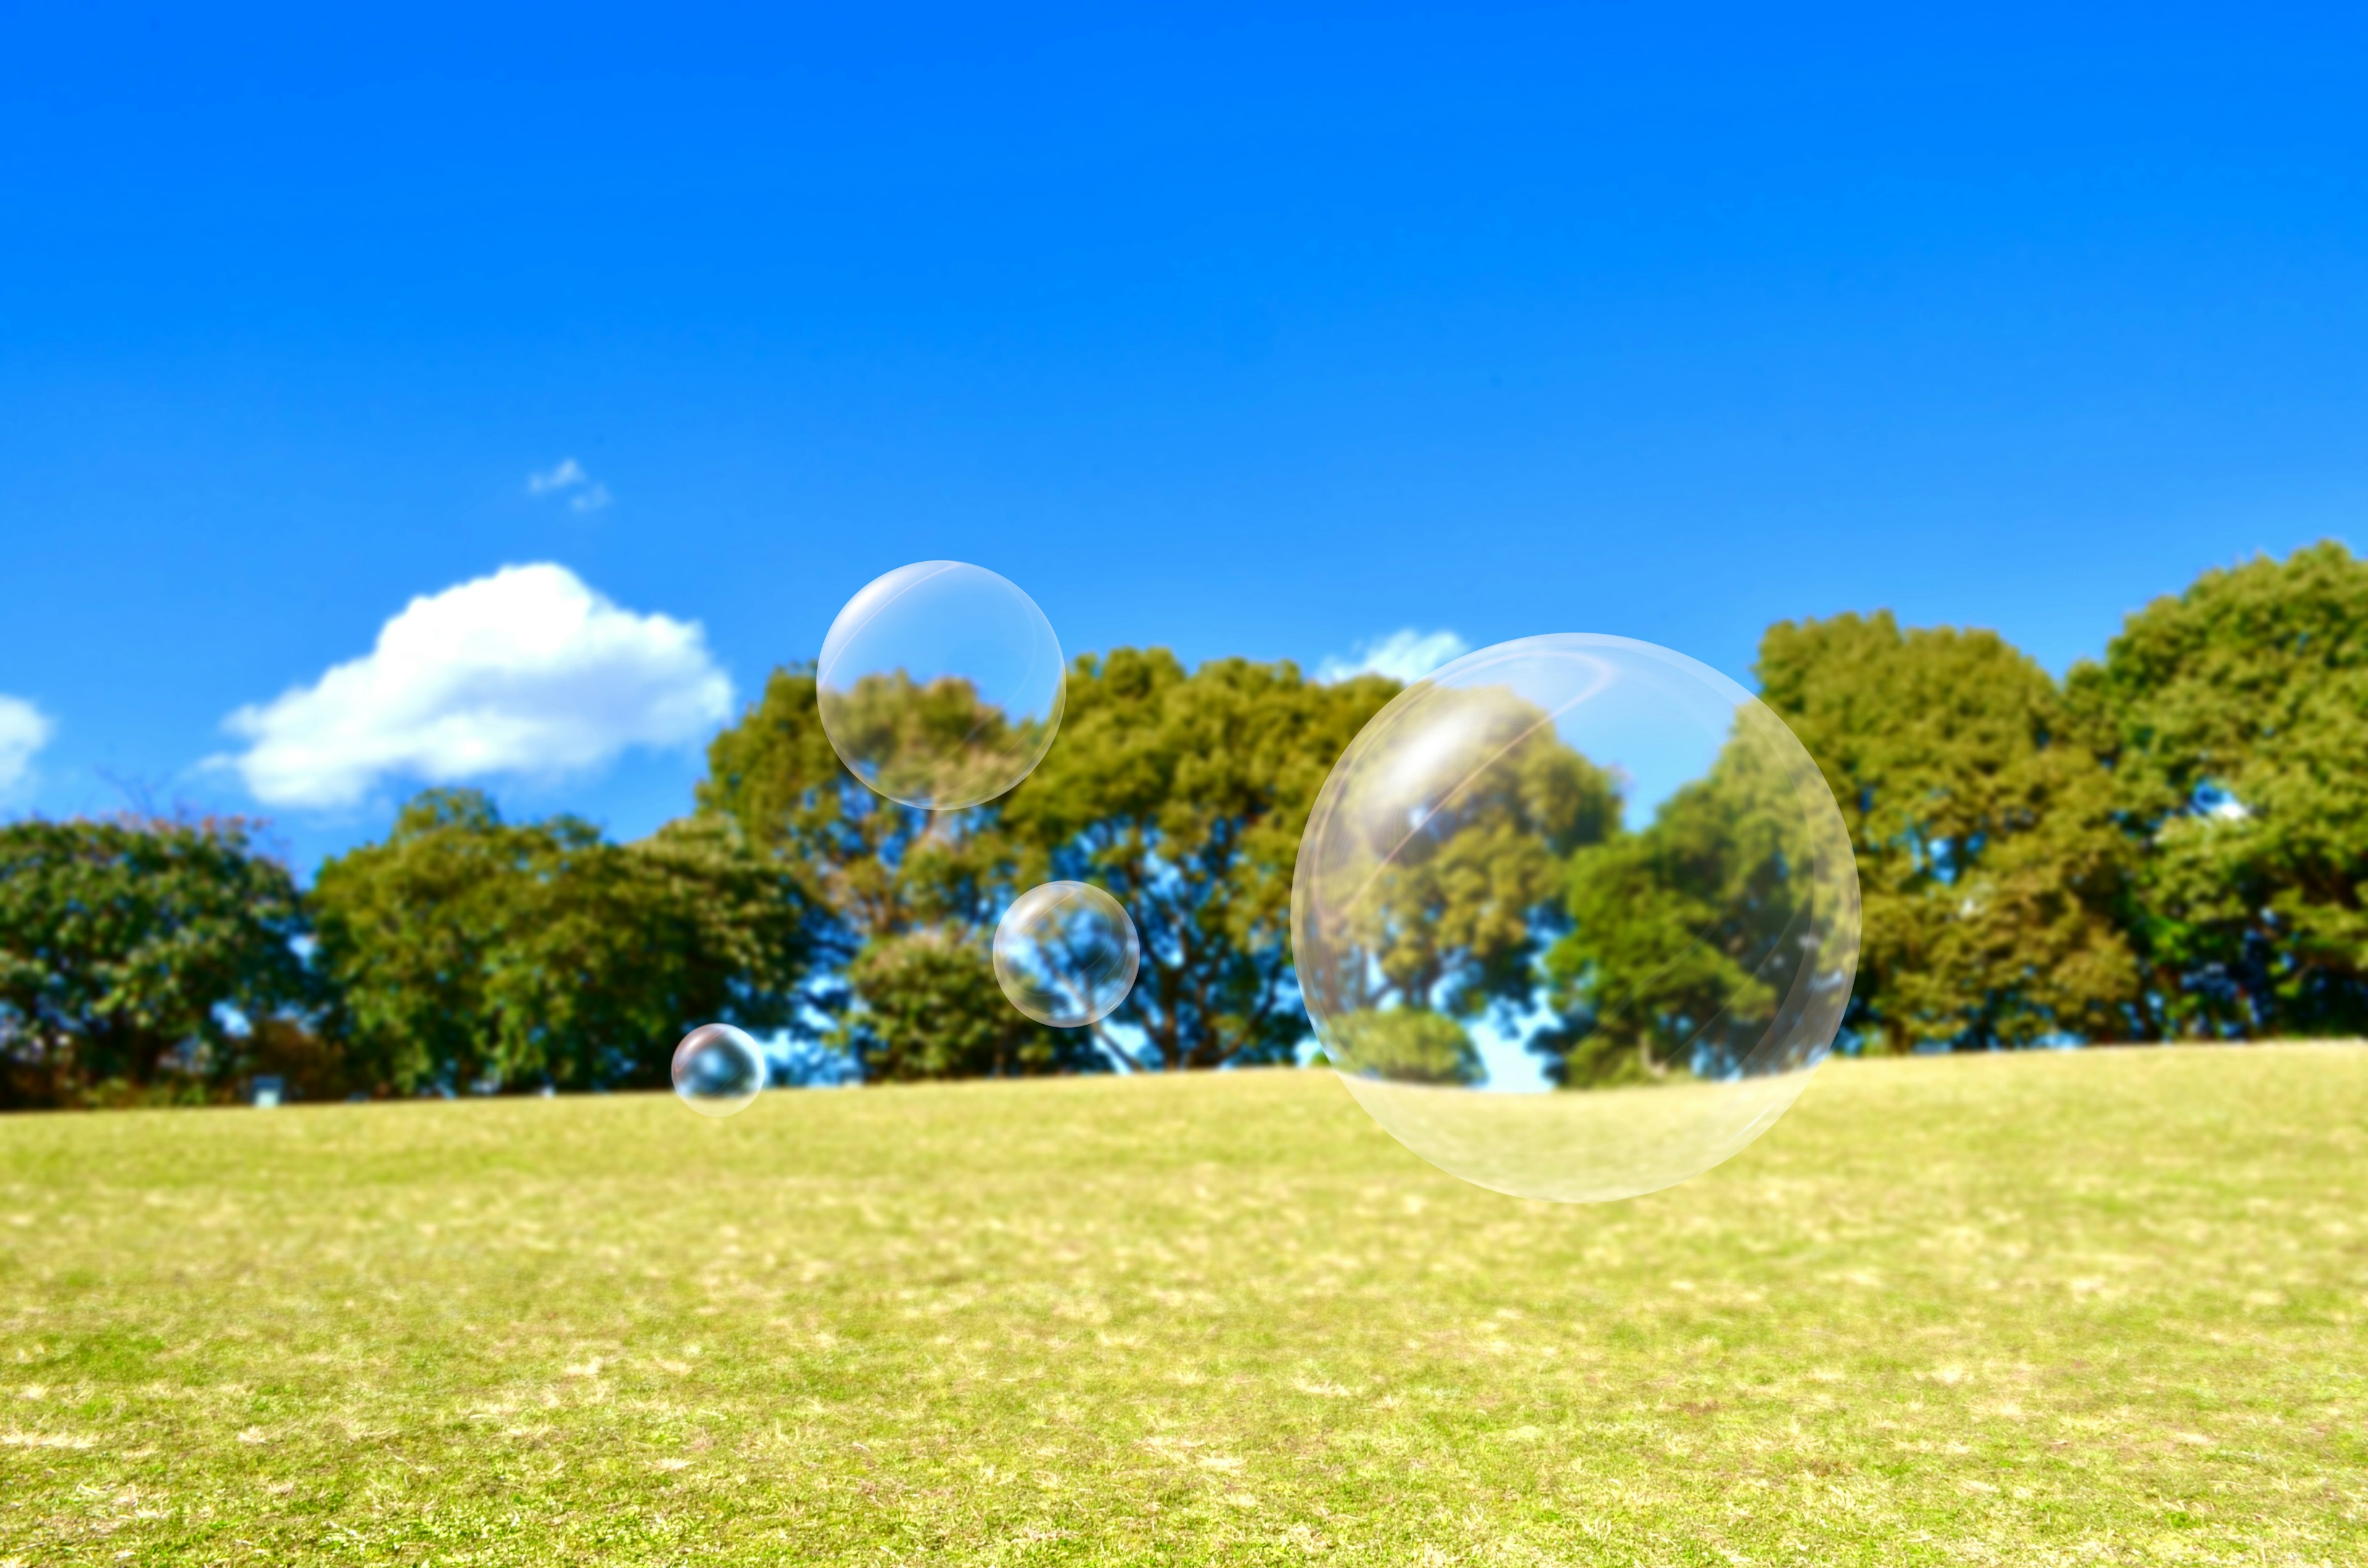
xmin=672 ymin=1024 xmax=766 ymax=1117
xmin=1291 ymin=634 xmax=1859 ymax=1202
xmin=818 ymin=562 xmax=1066 ymax=811
xmin=993 ymin=882 xmax=1141 ymax=1028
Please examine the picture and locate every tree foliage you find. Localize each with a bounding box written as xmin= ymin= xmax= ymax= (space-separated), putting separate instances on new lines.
xmin=0 ymin=815 xmax=311 ymax=1107
xmin=310 ymin=790 xmax=810 ymax=1094
xmin=2071 ymin=541 xmax=2368 ymax=1037
xmin=841 ymin=930 xmax=1098 ymax=1080
xmin=1758 ymin=612 xmax=2137 ymax=1051
xmin=1545 ymin=705 xmax=1844 ymax=1083
xmin=697 ymin=666 xmax=1015 ymax=1075
xmin=815 ymin=668 xmax=1054 ymax=812
xmin=700 ymin=668 xmax=1003 ymax=968
xmin=701 ymin=651 xmax=1395 ymax=1076
xmin=1301 ymin=684 xmax=1621 ymax=1028
xmin=997 ymin=649 xmax=1397 ymax=1070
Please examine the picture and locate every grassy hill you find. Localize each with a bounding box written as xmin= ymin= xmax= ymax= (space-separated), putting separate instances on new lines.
xmin=2 ymin=1048 xmax=2364 ymax=1565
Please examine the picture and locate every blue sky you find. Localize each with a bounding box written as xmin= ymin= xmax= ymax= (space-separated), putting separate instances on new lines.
xmin=4 ymin=3 xmax=2365 ymax=875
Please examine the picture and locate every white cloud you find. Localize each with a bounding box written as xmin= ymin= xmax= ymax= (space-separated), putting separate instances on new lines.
xmin=0 ymin=696 xmax=54 ymax=790
xmin=527 ymin=457 xmax=612 ymax=513
xmin=221 ymin=563 xmax=733 ymax=809
xmin=1317 ymin=628 xmax=1471 ymax=684
xmin=527 ymin=458 xmax=586 ymax=493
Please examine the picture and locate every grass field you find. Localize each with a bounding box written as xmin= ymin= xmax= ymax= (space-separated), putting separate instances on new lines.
xmin=2 ymin=1048 xmax=2364 ymax=1566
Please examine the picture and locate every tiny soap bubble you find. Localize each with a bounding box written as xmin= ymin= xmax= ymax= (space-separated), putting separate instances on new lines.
xmin=993 ymin=882 xmax=1140 ymax=1028
xmin=672 ymin=1024 xmax=765 ymax=1117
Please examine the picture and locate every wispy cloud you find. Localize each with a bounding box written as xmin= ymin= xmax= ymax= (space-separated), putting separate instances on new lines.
xmin=0 ymin=695 xmax=54 ymax=790
xmin=220 ymin=563 xmax=732 ymax=809
xmin=1317 ymin=628 xmax=1470 ymax=684
xmin=527 ymin=457 xmax=612 ymax=514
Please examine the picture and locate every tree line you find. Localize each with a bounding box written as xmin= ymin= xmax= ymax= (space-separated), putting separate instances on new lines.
xmin=4 ymin=541 xmax=2364 ymax=1108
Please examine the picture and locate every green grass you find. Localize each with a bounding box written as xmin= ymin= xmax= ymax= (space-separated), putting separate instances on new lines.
xmin=3 ymin=1048 xmax=2365 ymax=1566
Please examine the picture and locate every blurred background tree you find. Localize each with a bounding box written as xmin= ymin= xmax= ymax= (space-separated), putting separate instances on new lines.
xmin=310 ymin=790 xmax=810 ymax=1094
xmin=697 ymin=666 xmax=1014 ymax=1079
xmin=2071 ymin=541 xmax=2368 ymax=1038
xmin=998 ymin=649 xmax=1396 ymax=1070
xmin=0 ymin=815 xmax=311 ymax=1107
xmin=1544 ymin=707 xmax=1837 ymax=1085
xmin=1758 ymin=612 xmax=2139 ymax=1052
xmin=840 ymin=930 xmax=1096 ymax=1080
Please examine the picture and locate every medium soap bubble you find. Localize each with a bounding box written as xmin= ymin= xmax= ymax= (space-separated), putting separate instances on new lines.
xmin=817 ymin=562 xmax=1065 ymax=811
xmin=993 ymin=881 xmax=1141 ymax=1028
xmin=672 ymin=1023 xmax=766 ymax=1117
xmin=1291 ymin=634 xmax=1859 ymax=1202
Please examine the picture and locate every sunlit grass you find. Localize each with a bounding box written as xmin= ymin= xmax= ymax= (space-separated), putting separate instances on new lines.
xmin=2 ymin=1047 xmax=2364 ymax=1564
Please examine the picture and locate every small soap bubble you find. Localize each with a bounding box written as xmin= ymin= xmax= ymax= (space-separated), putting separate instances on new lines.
xmin=993 ymin=882 xmax=1141 ymax=1028
xmin=817 ymin=562 xmax=1066 ymax=811
xmin=672 ymin=1024 xmax=766 ymax=1117
xmin=1292 ymin=634 xmax=1859 ymax=1203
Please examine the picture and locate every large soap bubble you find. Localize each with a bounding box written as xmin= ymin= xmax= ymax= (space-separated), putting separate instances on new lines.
xmin=993 ymin=882 xmax=1141 ymax=1028
xmin=817 ymin=562 xmax=1066 ymax=811
xmin=1291 ymin=634 xmax=1859 ymax=1202
xmin=672 ymin=1024 xmax=766 ymax=1118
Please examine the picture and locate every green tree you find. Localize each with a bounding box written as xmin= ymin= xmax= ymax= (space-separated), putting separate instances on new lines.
xmin=998 ymin=649 xmax=1400 ymax=1069
xmin=0 ymin=815 xmax=311 ymax=1107
xmin=1291 ymin=680 xmax=1622 ymax=1086
xmin=697 ymin=667 xmax=1012 ymax=1076
xmin=1542 ymin=705 xmax=1850 ymax=1085
xmin=1758 ymin=612 xmax=2137 ymax=1051
xmin=840 ymin=930 xmax=1097 ymax=1080
xmin=310 ymin=790 xmax=810 ymax=1093
xmin=2070 ymin=540 xmax=2368 ymax=1037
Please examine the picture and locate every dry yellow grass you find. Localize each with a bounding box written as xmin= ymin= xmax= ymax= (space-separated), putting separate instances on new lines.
xmin=2 ymin=1045 xmax=2364 ymax=1564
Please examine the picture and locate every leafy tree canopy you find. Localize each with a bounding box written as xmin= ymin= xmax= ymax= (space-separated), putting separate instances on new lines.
xmin=2070 ymin=540 xmax=2368 ymax=1036
xmin=1301 ymin=683 xmax=1621 ymax=1028
xmin=698 ymin=667 xmax=1016 ymax=1077
xmin=1759 ymin=611 xmax=2136 ymax=1051
xmin=998 ymin=649 xmax=1398 ymax=1070
xmin=310 ymin=790 xmax=810 ymax=1094
xmin=0 ymin=815 xmax=310 ymax=1107
xmin=23 ymin=544 xmax=2368 ymax=1117
xmin=1545 ymin=705 xmax=1845 ymax=1085
xmin=841 ymin=930 xmax=1100 ymax=1081
xmin=700 ymin=667 xmax=1005 ymax=969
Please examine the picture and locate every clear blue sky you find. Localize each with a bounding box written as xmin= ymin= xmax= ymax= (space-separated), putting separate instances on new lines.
xmin=4 ymin=3 xmax=2364 ymax=875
